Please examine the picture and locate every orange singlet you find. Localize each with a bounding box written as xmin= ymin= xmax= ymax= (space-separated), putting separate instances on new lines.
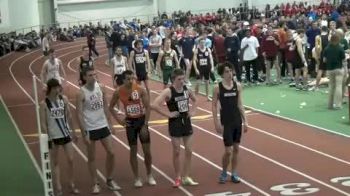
xmin=119 ymin=82 xmax=144 ymax=118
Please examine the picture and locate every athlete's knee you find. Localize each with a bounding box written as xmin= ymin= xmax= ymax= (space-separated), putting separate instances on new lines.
xmin=224 ymin=147 xmax=233 ymax=157
xmin=173 ymin=147 xmax=181 ymax=157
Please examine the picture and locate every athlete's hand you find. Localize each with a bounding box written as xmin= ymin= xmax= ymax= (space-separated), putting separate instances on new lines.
xmin=169 ymin=111 xmax=180 ymax=118
xmin=215 ymin=122 xmax=223 ymax=134
xmin=109 ymin=126 xmax=116 ymax=135
xmin=195 ymin=69 xmax=200 ymax=75
xmin=140 ymin=125 xmax=149 ymax=141
xmin=243 ymin=123 xmax=248 ymax=133
xmin=84 ymin=135 xmax=90 ymax=145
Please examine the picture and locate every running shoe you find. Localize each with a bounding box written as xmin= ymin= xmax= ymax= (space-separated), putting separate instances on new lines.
xmin=148 ymin=174 xmax=157 ymax=186
xmin=91 ymin=183 xmax=101 ymax=194
xmin=182 ymin=176 xmax=199 ymax=186
xmin=173 ymin=177 xmax=181 ymax=188
xmin=231 ymin=172 xmax=241 ymax=183
xmin=134 ymin=178 xmax=143 ymax=188
xmin=219 ymin=171 xmax=227 ymax=184
xmin=107 ymin=179 xmax=121 ymax=191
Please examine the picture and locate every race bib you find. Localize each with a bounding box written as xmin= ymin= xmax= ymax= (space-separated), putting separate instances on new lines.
xmin=165 ymin=59 xmax=173 ymax=67
xmin=177 ymin=100 xmax=189 ymax=113
xmin=90 ymin=100 xmax=103 ymax=111
xmin=126 ymin=104 xmax=141 ymax=115
xmin=199 ymin=58 xmax=208 ymax=66
xmin=115 ymin=65 xmax=125 ymax=74
xmin=135 ymin=56 xmax=145 ymax=64
xmin=50 ymin=108 xmax=64 ymax=119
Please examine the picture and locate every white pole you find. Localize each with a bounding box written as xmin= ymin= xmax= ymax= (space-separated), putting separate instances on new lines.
xmin=33 ymin=75 xmax=54 ymax=196
xmin=33 ymin=75 xmax=41 ymax=137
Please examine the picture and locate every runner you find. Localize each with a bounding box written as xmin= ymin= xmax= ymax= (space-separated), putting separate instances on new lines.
xmin=129 ymin=39 xmax=151 ymax=94
xmin=39 ymin=78 xmax=79 ymax=196
xmin=111 ymin=46 xmax=128 ymax=88
xmin=156 ymin=38 xmax=180 ymax=89
xmin=212 ymin=63 xmax=248 ymax=184
xmin=151 ymin=68 xmax=199 ymax=188
xmin=192 ymin=37 xmax=214 ymax=101
xmin=76 ymin=67 xmax=120 ymax=194
xmin=40 ymin=49 xmax=66 ymax=88
xmin=109 ymin=70 xmax=156 ymax=187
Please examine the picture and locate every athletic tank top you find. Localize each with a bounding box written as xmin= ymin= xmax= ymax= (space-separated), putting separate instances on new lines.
xmin=197 ymin=48 xmax=210 ymax=67
xmin=45 ymin=58 xmax=61 ymax=83
xmin=45 ymin=95 xmax=70 ymax=139
xmin=80 ymin=56 xmax=93 ymax=71
xmin=166 ymin=85 xmax=190 ymax=117
xmin=134 ymin=49 xmax=146 ymax=74
xmin=161 ymin=50 xmax=175 ymax=68
xmin=218 ymin=82 xmax=241 ymax=125
xmin=285 ymin=39 xmax=296 ymax=62
xmin=119 ymin=82 xmax=145 ymax=118
xmin=112 ymin=56 xmax=127 ymax=75
xmin=81 ymin=82 xmax=108 ymax=131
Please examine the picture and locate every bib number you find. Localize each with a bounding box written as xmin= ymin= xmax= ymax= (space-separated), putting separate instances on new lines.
xmin=115 ymin=65 xmax=125 ymax=74
xmin=50 ymin=108 xmax=64 ymax=118
xmin=126 ymin=104 xmax=141 ymax=115
xmin=135 ymin=56 xmax=145 ymax=64
xmin=199 ymin=58 xmax=208 ymax=66
xmin=90 ymin=100 xmax=103 ymax=111
xmin=165 ymin=59 xmax=173 ymax=67
xmin=177 ymin=100 xmax=189 ymax=113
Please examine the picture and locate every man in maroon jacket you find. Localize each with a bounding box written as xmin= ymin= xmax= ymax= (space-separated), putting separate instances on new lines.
xmin=262 ymin=26 xmax=280 ymax=85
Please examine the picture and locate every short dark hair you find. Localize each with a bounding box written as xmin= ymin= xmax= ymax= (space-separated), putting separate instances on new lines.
xmin=217 ymin=62 xmax=233 ymax=76
xmin=171 ymin=68 xmax=184 ymax=81
xmin=122 ymin=70 xmax=134 ymax=79
xmin=134 ymin=39 xmax=143 ymax=47
xmin=48 ymin=48 xmax=55 ymax=54
xmin=46 ymin=78 xmax=61 ymax=95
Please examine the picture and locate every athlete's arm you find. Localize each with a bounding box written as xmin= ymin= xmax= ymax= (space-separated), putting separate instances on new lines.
xmin=237 ymin=83 xmax=248 ymax=132
xmin=173 ymin=50 xmax=180 ymax=69
xmin=109 ymin=89 xmax=126 ymax=126
xmin=76 ymin=89 xmax=87 ymax=137
xmin=101 ymin=84 xmax=114 ymax=134
xmin=212 ymin=85 xmax=223 ymax=133
xmin=145 ymin=50 xmax=151 ymax=73
xmin=156 ymin=50 xmax=164 ymax=74
xmin=140 ymin=87 xmax=150 ymax=125
xmin=188 ymin=88 xmax=197 ymax=116
xmin=151 ymin=88 xmax=174 ymax=118
xmin=111 ymin=58 xmax=116 ymax=86
xmin=39 ymin=101 xmax=48 ymax=134
xmin=192 ymin=49 xmax=199 ymax=74
xmin=208 ymin=48 xmax=214 ymax=72
xmin=63 ymin=95 xmax=77 ymax=141
xmin=296 ymin=38 xmax=306 ymax=64
xmin=128 ymin=50 xmax=135 ymax=71
xmin=58 ymin=59 xmax=66 ymax=78
xmin=40 ymin=62 xmax=47 ymax=85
